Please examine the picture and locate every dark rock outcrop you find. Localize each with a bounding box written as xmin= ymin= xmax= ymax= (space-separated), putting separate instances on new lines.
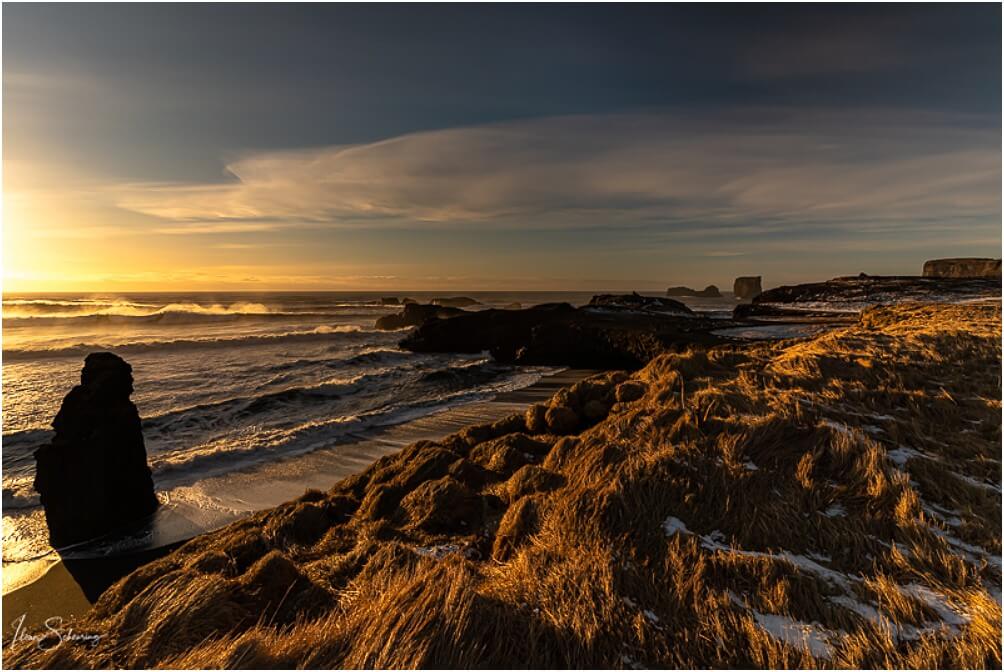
xmin=33 ymin=353 xmax=159 ymax=548
xmin=923 ymin=258 xmax=1001 ymax=279
xmin=430 ymin=296 xmax=480 ymax=308
xmin=380 ymin=297 xmax=400 ymax=305
xmin=587 ymin=292 xmax=693 ymax=315
xmin=734 ymin=275 xmax=1001 ymax=319
xmin=401 ymin=299 xmax=722 ymax=369
xmin=375 ymin=303 xmax=466 ymax=330
xmin=666 ymin=285 xmax=722 ymax=298
xmin=733 ymin=276 xmax=763 ymax=300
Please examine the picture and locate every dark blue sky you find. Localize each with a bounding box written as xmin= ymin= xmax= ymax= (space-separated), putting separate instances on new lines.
xmin=3 ymin=4 xmax=1001 ymax=290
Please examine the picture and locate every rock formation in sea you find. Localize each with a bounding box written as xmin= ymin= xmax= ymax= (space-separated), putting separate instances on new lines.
xmin=666 ymin=285 xmax=722 ymax=298
xmin=375 ymin=303 xmax=467 ymax=330
xmin=401 ymin=296 xmax=722 ymax=368
xmin=33 ymin=352 xmax=159 ymax=548
xmin=430 ymin=296 xmax=480 ymax=308
xmin=733 ymin=276 xmax=762 ymax=300
xmin=922 ymin=257 xmax=1001 ymax=278
xmin=380 ymin=297 xmax=401 ymax=305
xmin=587 ymin=292 xmax=693 ymax=315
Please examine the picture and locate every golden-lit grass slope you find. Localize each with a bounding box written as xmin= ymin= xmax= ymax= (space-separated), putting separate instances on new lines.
xmin=6 ymin=301 xmax=1001 ymax=669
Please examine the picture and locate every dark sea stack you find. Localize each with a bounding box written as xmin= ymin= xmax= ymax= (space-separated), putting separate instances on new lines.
xmin=380 ymin=297 xmax=401 ymax=305
xmin=733 ymin=276 xmax=763 ymax=300
xmin=33 ymin=352 xmax=159 ymax=548
xmin=666 ymin=285 xmax=722 ymax=298
xmin=374 ymin=303 xmax=466 ymax=330
xmin=923 ymin=258 xmax=1001 ymax=278
xmin=430 ymin=296 xmax=480 ymax=308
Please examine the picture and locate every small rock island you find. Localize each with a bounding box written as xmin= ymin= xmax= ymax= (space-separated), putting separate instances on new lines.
xmin=33 ymin=352 xmax=159 ymax=548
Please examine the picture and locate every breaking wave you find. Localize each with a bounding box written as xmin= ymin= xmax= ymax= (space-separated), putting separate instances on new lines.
xmin=2 ymin=325 xmax=373 ymax=361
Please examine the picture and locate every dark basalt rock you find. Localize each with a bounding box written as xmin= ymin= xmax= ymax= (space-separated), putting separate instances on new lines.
xmin=587 ymin=292 xmax=693 ymax=315
xmin=430 ymin=296 xmax=480 ymax=308
xmin=400 ymin=299 xmax=723 ymax=369
xmin=733 ymin=275 xmax=1002 ymax=319
xmin=380 ymin=297 xmax=400 ymax=305
xmin=666 ymin=285 xmax=722 ymax=298
xmin=33 ymin=353 xmax=159 ymax=548
xmin=733 ymin=276 xmax=763 ymax=300
xmin=923 ymin=258 xmax=1001 ymax=279
xmin=374 ymin=303 xmax=466 ymax=330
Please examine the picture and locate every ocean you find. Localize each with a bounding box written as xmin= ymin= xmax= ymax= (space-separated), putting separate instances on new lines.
xmin=2 ymin=290 xmax=737 ymax=563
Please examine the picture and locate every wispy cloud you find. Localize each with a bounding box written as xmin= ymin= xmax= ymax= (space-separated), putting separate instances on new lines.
xmin=109 ymin=109 xmax=999 ymax=239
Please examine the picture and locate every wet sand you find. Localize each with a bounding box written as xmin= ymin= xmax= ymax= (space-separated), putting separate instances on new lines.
xmin=2 ymin=367 xmax=597 ymax=638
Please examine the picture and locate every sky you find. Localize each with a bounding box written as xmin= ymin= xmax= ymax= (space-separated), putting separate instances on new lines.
xmin=3 ymin=4 xmax=1001 ymax=292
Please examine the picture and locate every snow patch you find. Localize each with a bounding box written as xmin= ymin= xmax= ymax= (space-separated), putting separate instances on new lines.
xmin=751 ymin=611 xmax=834 ymax=659
xmin=953 ymin=472 xmax=1002 ymax=494
xmin=413 ymin=544 xmax=461 ymax=559
xmin=900 ymin=584 xmax=970 ymax=628
xmin=823 ymin=504 xmax=847 ymax=518
xmin=886 ymin=446 xmax=923 ymax=467
xmin=662 ymin=516 xmax=690 ymax=536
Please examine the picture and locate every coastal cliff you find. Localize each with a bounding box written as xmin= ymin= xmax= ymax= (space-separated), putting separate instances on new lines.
xmin=7 ymin=300 xmax=1000 ymax=669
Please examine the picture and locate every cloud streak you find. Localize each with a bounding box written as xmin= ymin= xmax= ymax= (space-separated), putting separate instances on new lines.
xmin=112 ymin=109 xmax=1000 ymax=239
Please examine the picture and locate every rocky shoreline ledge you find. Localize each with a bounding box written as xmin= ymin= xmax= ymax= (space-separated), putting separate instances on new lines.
xmin=6 ymin=292 xmax=1000 ymax=668
xmin=735 ymin=275 xmax=1001 ymax=319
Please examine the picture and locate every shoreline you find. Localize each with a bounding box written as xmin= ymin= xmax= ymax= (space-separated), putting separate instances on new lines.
xmin=2 ymin=367 xmax=598 ymax=637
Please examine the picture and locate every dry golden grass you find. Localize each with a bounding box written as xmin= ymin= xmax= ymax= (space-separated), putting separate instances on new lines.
xmin=5 ymin=301 xmax=1001 ymax=669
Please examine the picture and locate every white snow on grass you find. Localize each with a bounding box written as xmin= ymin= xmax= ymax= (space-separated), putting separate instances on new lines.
xmin=922 ymin=502 xmax=963 ymax=527
xmin=823 ymin=504 xmax=847 ymax=518
xmin=900 ymin=584 xmax=971 ymax=628
xmin=413 ymin=544 xmax=461 ymax=559
xmin=698 ymin=533 xmax=855 ymax=590
xmin=743 ymin=460 xmax=760 ymax=471
xmin=828 ymin=595 xmax=928 ymax=642
xmin=886 ymin=446 xmax=924 ymax=467
xmin=821 ymin=419 xmax=854 ymax=436
xmin=660 ymin=513 xmax=988 ymax=642
xmin=751 ymin=611 xmax=834 ymax=659
xmin=927 ymin=526 xmax=1002 ymax=570
xmin=664 ymin=518 xmax=857 ymax=591
xmin=662 ymin=516 xmax=690 ymax=536
xmin=953 ymin=472 xmax=1002 ymax=494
